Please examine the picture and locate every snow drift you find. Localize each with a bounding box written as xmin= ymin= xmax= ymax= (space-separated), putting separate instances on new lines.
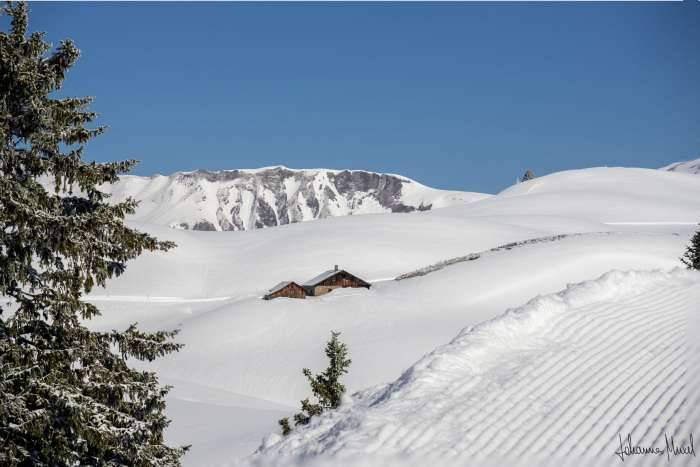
xmin=251 ymin=268 xmax=700 ymax=467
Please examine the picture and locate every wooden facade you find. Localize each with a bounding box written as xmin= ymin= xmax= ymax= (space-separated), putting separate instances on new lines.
xmin=263 ymin=267 xmax=371 ymax=300
xmin=303 ymin=269 xmax=371 ymax=297
xmin=263 ymin=281 xmax=306 ymax=300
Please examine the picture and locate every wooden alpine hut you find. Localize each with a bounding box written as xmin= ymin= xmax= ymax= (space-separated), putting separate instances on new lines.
xmin=302 ymin=265 xmax=371 ymax=297
xmin=263 ymin=281 xmax=306 ymax=300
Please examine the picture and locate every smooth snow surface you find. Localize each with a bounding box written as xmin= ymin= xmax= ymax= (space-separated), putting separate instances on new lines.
xmin=83 ymin=166 xmax=700 ymax=466
xmin=447 ymin=167 xmax=700 ymax=224
xmin=251 ymin=269 xmax=700 ymax=467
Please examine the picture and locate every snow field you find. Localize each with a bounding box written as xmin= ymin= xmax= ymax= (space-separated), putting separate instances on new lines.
xmin=81 ymin=166 xmax=700 ymax=465
xmin=251 ymin=269 xmax=700 ymax=467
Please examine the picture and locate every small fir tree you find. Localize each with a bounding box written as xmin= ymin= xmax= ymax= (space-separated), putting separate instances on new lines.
xmin=279 ymin=331 xmax=352 ymax=435
xmin=0 ymin=3 xmax=187 ymax=465
xmin=278 ymin=417 xmax=292 ymax=436
xmin=681 ymin=226 xmax=700 ymax=270
xmin=521 ymin=169 xmax=536 ymax=182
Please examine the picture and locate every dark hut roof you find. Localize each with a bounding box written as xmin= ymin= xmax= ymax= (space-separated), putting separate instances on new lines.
xmin=303 ymin=269 xmax=370 ymax=287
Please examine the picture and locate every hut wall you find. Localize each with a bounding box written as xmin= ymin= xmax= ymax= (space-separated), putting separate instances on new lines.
xmin=266 ymin=284 xmax=306 ymax=300
xmin=312 ymin=285 xmax=338 ymax=296
xmin=318 ymin=272 xmax=369 ymax=289
xmin=311 ymin=272 xmax=370 ymax=296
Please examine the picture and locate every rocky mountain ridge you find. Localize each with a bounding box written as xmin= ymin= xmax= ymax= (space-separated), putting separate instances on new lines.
xmin=94 ymin=166 xmax=489 ymax=231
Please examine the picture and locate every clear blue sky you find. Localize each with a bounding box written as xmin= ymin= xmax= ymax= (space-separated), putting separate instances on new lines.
xmin=25 ymin=1 xmax=700 ymax=193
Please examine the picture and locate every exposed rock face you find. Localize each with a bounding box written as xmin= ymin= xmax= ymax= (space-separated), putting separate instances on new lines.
xmin=89 ymin=166 xmax=489 ymax=231
xmin=192 ymin=221 xmax=216 ymax=231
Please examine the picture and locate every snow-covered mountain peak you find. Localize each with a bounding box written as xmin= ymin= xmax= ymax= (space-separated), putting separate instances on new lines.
xmin=101 ymin=166 xmax=489 ymax=231
xmin=172 ymin=165 xmax=414 ymax=182
xmin=660 ymin=157 xmax=700 ymax=174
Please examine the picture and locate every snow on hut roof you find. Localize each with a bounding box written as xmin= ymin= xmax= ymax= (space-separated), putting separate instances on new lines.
xmin=303 ymin=270 xmax=341 ymax=287
xmin=303 ymin=268 xmax=371 ymax=287
xmin=267 ymin=281 xmax=298 ymax=294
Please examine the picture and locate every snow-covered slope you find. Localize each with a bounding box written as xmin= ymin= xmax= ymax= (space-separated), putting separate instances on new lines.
xmin=83 ymin=166 xmax=700 ymax=466
xmin=437 ymin=167 xmax=700 ymax=224
xmin=107 ymin=231 xmax=687 ymax=407
xmin=252 ymin=269 xmax=700 ymax=467
xmin=90 ymin=229 xmax=693 ymax=467
xmin=92 ymin=167 xmax=700 ymax=299
xmin=87 ymin=166 xmax=489 ymax=231
xmin=660 ymin=157 xmax=700 ymax=174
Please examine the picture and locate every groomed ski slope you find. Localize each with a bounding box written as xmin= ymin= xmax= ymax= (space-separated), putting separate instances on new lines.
xmin=251 ymin=269 xmax=700 ymax=467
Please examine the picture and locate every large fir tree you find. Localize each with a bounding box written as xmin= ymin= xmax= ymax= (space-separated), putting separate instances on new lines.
xmin=0 ymin=3 xmax=187 ymax=465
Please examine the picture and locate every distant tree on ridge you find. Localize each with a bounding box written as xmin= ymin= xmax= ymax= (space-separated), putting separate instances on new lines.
xmin=521 ymin=169 xmax=536 ymax=182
